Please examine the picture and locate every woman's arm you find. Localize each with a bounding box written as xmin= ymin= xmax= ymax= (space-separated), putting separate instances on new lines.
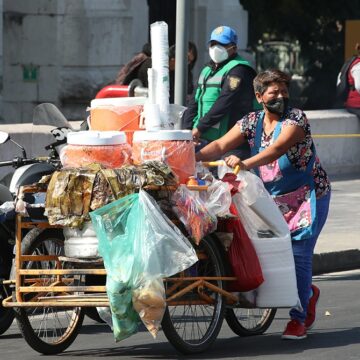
xmin=225 ymin=123 xmax=306 ymax=170
xmin=195 ymin=124 xmax=246 ymax=161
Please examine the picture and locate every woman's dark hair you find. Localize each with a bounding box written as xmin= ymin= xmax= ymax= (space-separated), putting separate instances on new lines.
xmin=142 ymin=43 xmax=151 ymax=57
xmin=168 ymin=41 xmax=198 ymax=67
xmin=253 ymin=69 xmax=291 ymax=94
xmin=169 ymin=44 xmax=176 ymax=59
xmin=188 ymin=41 xmax=198 ymax=69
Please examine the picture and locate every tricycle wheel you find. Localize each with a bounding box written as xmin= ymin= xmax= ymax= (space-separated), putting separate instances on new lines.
xmin=13 ymin=228 xmax=84 ymax=354
xmin=225 ymin=307 xmax=276 ymax=336
xmin=162 ymin=235 xmax=225 ymax=354
xmin=0 ymin=287 xmax=14 ymax=335
xmin=0 ymin=221 xmax=15 ymax=335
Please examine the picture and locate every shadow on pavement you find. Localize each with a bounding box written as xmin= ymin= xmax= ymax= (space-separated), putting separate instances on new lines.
xmin=59 ymin=327 xmax=360 ymax=359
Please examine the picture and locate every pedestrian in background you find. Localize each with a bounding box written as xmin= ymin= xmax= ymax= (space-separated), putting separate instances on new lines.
xmin=336 ymin=42 xmax=360 ymax=118
xmin=182 ymin=25 xmax=257 ymax=159
xmin=169 ymin=41 xmax=198 ymax=104
xmin=196 ymin=69 xmax=331 ymax=340
xmin=115 ymin=43 xmax=152 ymax=87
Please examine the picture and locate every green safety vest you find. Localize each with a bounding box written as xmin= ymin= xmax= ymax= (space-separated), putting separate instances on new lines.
xmin=193 ymin=55 xmax=253 ymax=141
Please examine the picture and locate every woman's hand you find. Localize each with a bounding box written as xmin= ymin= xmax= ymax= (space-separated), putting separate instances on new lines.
xmin=192 ymin=128 xmax=201 ymax=144
xmin=224 ymin=155 xmax=247 ymax=170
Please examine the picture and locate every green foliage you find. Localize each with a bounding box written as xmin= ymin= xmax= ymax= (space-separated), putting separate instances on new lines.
xmin=240 ymin=0 xmax=360 ymax=109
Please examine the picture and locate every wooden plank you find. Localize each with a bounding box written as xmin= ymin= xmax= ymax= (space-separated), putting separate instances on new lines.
xmin=19 ymin=285 xmax=106 ymax=293
xmin=19 ymin=268 xmax=107 ymax=275
xmin=165 ymin=276 xmax=237 ymax=281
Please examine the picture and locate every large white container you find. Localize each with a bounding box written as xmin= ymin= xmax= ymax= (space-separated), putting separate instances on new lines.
xmin=248 ymin=235 xmax=301 ymax=308
xmin=64 ymin=222 xmax=99 ymax=258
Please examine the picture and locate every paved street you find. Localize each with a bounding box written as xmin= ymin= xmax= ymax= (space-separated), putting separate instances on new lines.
xmin=1 ymin=269 xmax=360 ymax=360
xmin=315 ymin=173 xmax=360 ymax=254
xmin=312 ymin=173 xmax=360 ymax=274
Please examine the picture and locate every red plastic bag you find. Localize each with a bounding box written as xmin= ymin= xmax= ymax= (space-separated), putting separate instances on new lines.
xmin=227 ymin=203 xmax=264 ymax=292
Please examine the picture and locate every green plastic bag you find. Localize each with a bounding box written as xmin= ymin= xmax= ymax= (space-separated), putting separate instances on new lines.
xmin=106 ymin=277 xmax=139 ymax=342
xmin=90 ymin=190 xmax=198 ymax=340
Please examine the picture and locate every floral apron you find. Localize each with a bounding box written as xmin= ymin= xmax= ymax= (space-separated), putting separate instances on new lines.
xmin=251 ymin=112 xmax=317 ymax=240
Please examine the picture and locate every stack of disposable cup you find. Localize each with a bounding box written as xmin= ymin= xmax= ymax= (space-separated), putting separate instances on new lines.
xmin=145 ymin=68 xmax=162 ymax=130
xmin=149 ymin=21 xmax=170 ymax=129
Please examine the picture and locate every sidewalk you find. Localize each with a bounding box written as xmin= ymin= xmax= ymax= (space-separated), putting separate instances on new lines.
xmin=313 ymin=173 xmax=360 ymax=275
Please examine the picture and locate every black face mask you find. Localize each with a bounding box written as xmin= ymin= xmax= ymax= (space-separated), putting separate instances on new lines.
xmin=264 ymin=97 xmax=289 ymax=116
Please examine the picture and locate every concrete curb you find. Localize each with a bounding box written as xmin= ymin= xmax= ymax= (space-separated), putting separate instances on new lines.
xmin=313 ymin=249 xmax=360 ymax=275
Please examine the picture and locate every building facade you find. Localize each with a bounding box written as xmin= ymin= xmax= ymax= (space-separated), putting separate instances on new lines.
xmin=0 ymin=0 xmax=248 ymax=123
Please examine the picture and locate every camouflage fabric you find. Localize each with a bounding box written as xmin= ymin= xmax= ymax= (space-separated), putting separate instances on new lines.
xmin=44 ymin=161 xmax=177 ymax=228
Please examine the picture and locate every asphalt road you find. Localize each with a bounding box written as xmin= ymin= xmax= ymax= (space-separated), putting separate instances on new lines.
xmin=1 ymin=269 xmax=360 ymax=360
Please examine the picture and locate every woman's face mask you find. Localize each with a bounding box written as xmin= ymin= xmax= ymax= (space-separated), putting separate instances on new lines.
xmin=263 ymin=97 xmax=289 ymax=116
xmin=209 ymin=45 xmax=229 ymax=64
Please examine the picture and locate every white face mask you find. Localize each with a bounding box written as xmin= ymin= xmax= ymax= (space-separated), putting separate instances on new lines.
xmin=209 ymin=45 xmax=229 ymax=63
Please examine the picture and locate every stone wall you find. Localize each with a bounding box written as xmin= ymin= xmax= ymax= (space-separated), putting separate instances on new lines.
xmin=1 ymin=0 xmax=148 ymax=123
xmin=1 ymin=0 xmax=249 ymax=124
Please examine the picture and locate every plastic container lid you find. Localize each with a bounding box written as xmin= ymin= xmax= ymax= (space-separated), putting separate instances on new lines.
xmin=66 ymin=131 xmax=127 ymax=145
xmin=90 ymin=97 xmax=147 ymax=108
xmin=133 ymin=130 xmax=193 ymax=141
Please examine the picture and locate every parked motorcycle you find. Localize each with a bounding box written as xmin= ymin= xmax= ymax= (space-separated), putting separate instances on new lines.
xmin=0 ymin=103 xmax=73 ymax=335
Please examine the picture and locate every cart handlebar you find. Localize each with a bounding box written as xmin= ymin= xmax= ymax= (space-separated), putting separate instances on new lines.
xmin=201 ymin=160 xmax=240 ymax=175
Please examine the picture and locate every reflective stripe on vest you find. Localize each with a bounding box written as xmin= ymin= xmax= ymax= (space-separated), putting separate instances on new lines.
xmin=193 ymin=55 xmax=252 ymax=141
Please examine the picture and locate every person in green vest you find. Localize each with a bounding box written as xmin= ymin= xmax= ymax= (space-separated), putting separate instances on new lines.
xmin=182 ymin=25 xmax=257 ymax=159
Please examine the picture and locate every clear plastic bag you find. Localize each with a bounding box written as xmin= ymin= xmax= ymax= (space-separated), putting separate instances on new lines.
xmin=172 ymin=185 xmax=217 ymax=244
xmin=0 ymin=201 xmax=15 ymax=222
xmin=132 ymin=278 xmax=166 ymax=338
xmin=90 ymin=190 xmax=198 ymax=339
xmin=60 ymin=143 xmax=132 ymax=169
xmin=132 ymin=139 xmax=195 ymax=184
xmin=201 ymin=179 xmax=232 ymax=218
xmin=220 ymin=168 xmax=289 ymax=237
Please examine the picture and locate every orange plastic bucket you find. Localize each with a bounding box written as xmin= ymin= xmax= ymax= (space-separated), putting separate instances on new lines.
xmin=132 ymin=130 xmax=195 ymax=184
xmin=89 ymin=97 xmax=146 ymax=144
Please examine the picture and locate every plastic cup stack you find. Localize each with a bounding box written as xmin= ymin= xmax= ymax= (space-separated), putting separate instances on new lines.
xmin=150 ymin=21 xmax=170 ymax=129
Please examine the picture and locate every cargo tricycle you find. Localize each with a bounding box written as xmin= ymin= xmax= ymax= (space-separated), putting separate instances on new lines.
xmin=2 ymin=181 xmax=276 ymax=355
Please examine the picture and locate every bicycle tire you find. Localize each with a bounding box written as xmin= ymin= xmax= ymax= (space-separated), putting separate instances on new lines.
xmin=0 ymin=222 xmax=15 ymax=335
xmin=162 ymin=235 xmax=226 ymax=354
xmin=225 ymin=307 xmax=276 ymax=336
xmin=0 ymin=288 xmax=14 ymax=335
xmin=13 ymin=228 xmax=84 ymax=354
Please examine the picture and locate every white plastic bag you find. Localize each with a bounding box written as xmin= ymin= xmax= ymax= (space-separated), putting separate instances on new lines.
xmin=230 ymin=170 xmax=289 ymax=237
xmin=229 ymin=170 xmax=301 ymax=309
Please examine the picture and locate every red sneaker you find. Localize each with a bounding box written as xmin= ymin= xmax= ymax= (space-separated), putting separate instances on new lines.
xmin=305 ymin=284 xmax=320 ymax=330
xmin=282 ymin=319 xmax=307 ymax=340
